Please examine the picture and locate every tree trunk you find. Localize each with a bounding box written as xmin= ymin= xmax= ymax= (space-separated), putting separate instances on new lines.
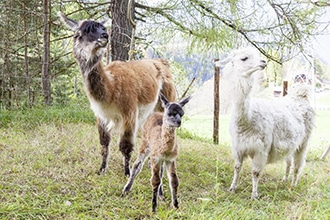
xmin=22 ymin=0 xmax=31 ymax=107
xmin=2 ymin=2 xmax=12 ymax=107
xmin=110 ymin=0 xmax=135 ymax=61
xmin=1 ymin=30 xmax=6 ymax=108
xmin=41 ymin=0 xmax=51 ymax=105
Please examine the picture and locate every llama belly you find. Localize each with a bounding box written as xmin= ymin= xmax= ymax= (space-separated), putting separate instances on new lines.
xmin=268 ymin=121 xmax=305 ymax=162
xmin=153 ymin=153 xmax=177 ymax=163
xmin=89 ymin=98 xmax=122 ymax=131
xmin=234 ymin=134 xmax=265 ymax=154
xmin=89 ymin=98 xmax=156 ymax=132
xmin=267 ymin=137 xmax=304 ymax=163
xmin=267 ymin=146 xmax=294 ymax=163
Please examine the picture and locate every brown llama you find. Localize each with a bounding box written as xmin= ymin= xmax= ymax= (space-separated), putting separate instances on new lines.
xmin=57 ymin=12 xmax=176 ymax=176
xmin=121 ymin=93 xmax=191 ymax=212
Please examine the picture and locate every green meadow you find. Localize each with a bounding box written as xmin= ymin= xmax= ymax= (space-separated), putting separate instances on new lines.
xmin=0 ymin=94 xmax=330 ymax=219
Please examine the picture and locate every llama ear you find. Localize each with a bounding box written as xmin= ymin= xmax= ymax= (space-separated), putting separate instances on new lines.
xmin=57 ymin=11 xmax=79 ymax=31
xmin=215 ymin=57 xmax=232 ymax=67
xmin=159 ymin=93 xmax=169 ymax=107
xmin=179 ymin=96 xmax=192 ymax=107
xmin=101 ymin=19 xmax=111 ymax=28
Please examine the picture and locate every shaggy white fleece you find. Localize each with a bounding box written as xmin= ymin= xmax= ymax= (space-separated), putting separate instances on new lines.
xmin=216 ymin=48 xmax=315 ymax=199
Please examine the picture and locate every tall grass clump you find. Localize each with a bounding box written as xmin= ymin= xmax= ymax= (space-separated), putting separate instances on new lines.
xmin=0 ymin=99 xmax=95 ymax=130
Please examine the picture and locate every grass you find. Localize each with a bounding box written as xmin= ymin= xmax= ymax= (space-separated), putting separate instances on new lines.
xmin=1 ymin=98 xmax=330 ymax=219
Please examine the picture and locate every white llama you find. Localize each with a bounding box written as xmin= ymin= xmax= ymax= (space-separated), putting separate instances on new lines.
xmin=215 ymin=48 xmax=315 ymax=199
xmin=121 ymin=93 xmax=191 ymax=212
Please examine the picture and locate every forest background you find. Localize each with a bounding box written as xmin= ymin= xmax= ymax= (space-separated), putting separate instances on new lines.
xmin=0 ymin=0 xmax=330 ymax=109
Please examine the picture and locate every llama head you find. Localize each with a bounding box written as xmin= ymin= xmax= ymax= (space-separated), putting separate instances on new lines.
xmin=57 ymin=12 xmax=109 ymax=61
xmin=215 ymin=47 xmax=267 ymax=79
xmin=160 ymin=93 xmax=191 ymax=128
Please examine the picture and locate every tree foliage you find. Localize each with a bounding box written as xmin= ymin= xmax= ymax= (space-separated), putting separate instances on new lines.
xmin=0 ymin=0 xmax=111 ymax=108
xmin=135 ymin=0 xmax=328 ymax=64
xmin=0 ymin=0 xmax=329 ymax=109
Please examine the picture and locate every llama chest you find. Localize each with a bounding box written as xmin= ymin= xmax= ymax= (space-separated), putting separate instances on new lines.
xmin=147 ymin=128 xmax=178 ymax=162
xmin=158 ymin=141 xmax=178 ymax=161
xmin=90 ymin=98 xmax=122 ymax=131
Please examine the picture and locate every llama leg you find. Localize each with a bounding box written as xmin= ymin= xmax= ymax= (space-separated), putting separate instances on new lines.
xmin=229 ymin=151 xmax=243 ymax=193
xmin=119 ymin=129 xmax=135 ymax=177
xmin=121 ymin=142 xmax=150 ymax=196
xmin=292 ymin=144 xmax=307 ymax=186
xmin=158 ymin=163 xmax=165 ymax=201
xmin=150 ymin=160 xmax=162 ymax=213
xmin=251 ymin=153 xmax=267 ymax=199
xmin=97 ymin=119 xmax=111 ymax=175
xmin=282 ymin=156 xmax=293 ymax=182
xmin=165 ymin=160 xmax=179 ymax=209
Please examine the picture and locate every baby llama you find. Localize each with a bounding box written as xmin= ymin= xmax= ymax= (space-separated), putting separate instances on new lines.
xmin=121 ymin=93 xmax=191 ymax=212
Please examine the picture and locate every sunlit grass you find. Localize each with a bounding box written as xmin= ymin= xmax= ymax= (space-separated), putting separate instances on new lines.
xmin=1 ymin=95 xmax=330 ymax=219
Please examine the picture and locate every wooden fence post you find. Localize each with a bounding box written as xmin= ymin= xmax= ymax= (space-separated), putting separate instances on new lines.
xmin=213 ymin=59 xmax=220 ymax=144
xmin=283 ymin=81 xmax=288 ymax=96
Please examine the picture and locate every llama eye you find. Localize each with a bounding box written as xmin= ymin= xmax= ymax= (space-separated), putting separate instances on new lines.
xmin=241 ymin=57 xmax=248 ymax=61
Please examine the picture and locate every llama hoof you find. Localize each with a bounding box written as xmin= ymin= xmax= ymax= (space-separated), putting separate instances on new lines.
xmin=229 ymin=187 xmax=236 ymax=193
xmin=173 ymin=200 xmax=179 ymax=209
xmin=97 ymin=168 xmax=106 ymax=175
xmin=120 ymin=191 xmax=128 ymax=197
xmin=124 ymin=168 xmax=130 ymax=177
xmin=158 ymin=195 xmax=165 ymax=201
xmin=251 ymin=193 xmax=259 ymax=200
xmin=121 ymin=185 xmax=131 ymax=197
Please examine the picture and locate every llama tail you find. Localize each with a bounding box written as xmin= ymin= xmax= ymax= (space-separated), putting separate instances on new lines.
xmin=153 ymin=59 xmax=176 ymax=102
xmin=154 ymin=58 xmax=170 ymax=68
xmin=152 ymin=59 xmax=176 ymax=111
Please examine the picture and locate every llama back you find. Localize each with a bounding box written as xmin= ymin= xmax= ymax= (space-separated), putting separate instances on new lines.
xmin=287 ymin=83 xmax=315 ymax=143
xmin=287 ymin=83 xmax=315 ymax=126
xmin=103 ymin=59 xmax=171 ymax=105
xmin=288 ymin=83 xmax=314 ymax=103
xmin=109 ymin=58 xmax=176 ymax=109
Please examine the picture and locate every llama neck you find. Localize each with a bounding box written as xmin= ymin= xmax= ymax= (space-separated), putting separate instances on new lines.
xmin=161 ymin=125 xmax=177 ymax=151
xmin=231 ymin=78 xmax=252 ymax=119
xmin=232 ymin=76 xmax=252 ymax=103
xmin=75 ymin=53 xmax=109 ymax=102
xmin=75 ymin=50 xmax=103 ymax=78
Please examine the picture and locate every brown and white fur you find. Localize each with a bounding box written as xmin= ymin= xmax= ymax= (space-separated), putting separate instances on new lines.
xmin=121 ymin=94 xmax=191 ymax=212
xmin=57 ymin=12 xmax=176 ymax=176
